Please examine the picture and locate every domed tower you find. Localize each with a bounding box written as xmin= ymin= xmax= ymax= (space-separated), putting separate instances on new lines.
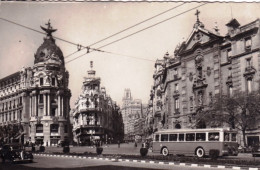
xmin=29 ymin=20 xmax=71 ymax=146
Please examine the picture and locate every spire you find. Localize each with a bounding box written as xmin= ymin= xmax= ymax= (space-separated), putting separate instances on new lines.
xmin=195 ymin=9 xmax=200 ymax=22
xmin=87 ymin=61 xmax=96 ymax=78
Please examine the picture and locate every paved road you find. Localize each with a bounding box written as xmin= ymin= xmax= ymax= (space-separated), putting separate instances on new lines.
xmin=0 ymin=155 xmax=231 ymax=170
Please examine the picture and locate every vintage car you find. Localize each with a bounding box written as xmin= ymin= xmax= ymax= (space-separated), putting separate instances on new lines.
xmin=0 ymin=144 xmax=34 ymax=163
xmin=252 ymin=145 xmax=260 ymax=157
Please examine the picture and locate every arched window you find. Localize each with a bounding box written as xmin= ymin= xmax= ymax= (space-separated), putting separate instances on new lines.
xmin=175 ymin=123 xmax=181 ymax=129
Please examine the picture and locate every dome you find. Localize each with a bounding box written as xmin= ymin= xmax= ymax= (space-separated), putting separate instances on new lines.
xmin=34 ymin=38 xmax=64 ymax=65
xmin=34 ymin=21 xmax=64 ymax=65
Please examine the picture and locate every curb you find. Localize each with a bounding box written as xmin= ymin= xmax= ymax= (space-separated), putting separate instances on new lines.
xmin=33 ymin=153 xmax=259 ymax=170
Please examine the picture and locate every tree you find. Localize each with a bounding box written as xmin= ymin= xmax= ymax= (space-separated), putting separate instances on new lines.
xmin=195 ymin=91 xmax=260 ymax=147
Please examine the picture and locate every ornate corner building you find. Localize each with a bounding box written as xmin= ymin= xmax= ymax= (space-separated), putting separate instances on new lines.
xmin=0 ymin=21 xmax=71 ymax=146
xmin=72 ymin=62 xmax=123 ymax=145
xmin=148 ymin=11 xmax=260 ymax=145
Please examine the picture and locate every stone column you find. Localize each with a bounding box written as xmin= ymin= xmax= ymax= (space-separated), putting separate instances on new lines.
xmin=30 ymin=123 xmax=36 ymax=143
xmin=34 ymin=95 xmax=37 ymax=117
xmin=44 ymin=93 xmax=47 ymax=116
xmin=61 ymin=97 xmax=63 ymax=117
xmin=30 ymin=95 xmax=32 ymax=117
xmin=58 ymin=95 xmax=61 ymax=117
xmin=47 ymin=94 xmax=50 ymax=116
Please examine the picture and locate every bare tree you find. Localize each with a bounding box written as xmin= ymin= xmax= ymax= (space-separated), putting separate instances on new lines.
xmin=195 ymin=91 xmax=260 ymax=147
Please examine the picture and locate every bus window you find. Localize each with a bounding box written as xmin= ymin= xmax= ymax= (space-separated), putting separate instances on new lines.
xmin=196 ymin=133 xmax=206 ymax=141
xmin=169 ymin=134 xmax=177 ymax=141
xmin=224 ymin=133 xmax=229 ymax=141
xmin=179 ymin=134 xmax=184 ymax=141
xmin=155 ymin=134 xmax=160 ymax=141
xmin=231 ymin=133 xmax=236 ymax=141
xmin=186 ymin=133 xmax=195 ymax=141
xmin=209 ymin=132 xmax=219 ymax=141
xmin=161 ymin=134 xmax=169 ymax=141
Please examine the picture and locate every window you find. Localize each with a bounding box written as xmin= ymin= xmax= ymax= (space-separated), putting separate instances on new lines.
xmin=19 ymin=110 xmax=22 ymax=119
xmin=50 ymin=124 xmax=59 ymax=133
xmin=186 ymin=133 xmax=195 ymax=141
xmin=39 ymin=94 xmax=43 ymax=103
xmin=51 ymin=108 xmax=56 ymax=116
xmin=161 ymin=134 xmax=169 ymax=141
xmin=231 ymin=133 xmax=237 ymax=141
xmin=40 ymin=78 xmax=43 ymax=86
xmin=246 ymin=58 xmax=252 ymax=67
xmin=174 ymin=68 xmax=178 ymax=78
xmin=13 ymin=111 xmax=15 ymax=120
xmin=228 ymin=86 xmax=233 ymax=96
xmin=227 ymin=48 xmax=232 ymax=59
xmin=36 ymin=124 xmax=43 ymax=133
xmin=196 ymin=133 xmax=206 ymax=141
xmin=175 ymin=83 xmax=179 ymax=92
xmin=174 ymin=98 xmax=180 ymax=112
xmin=155 ymin=134 xmax=160 ymax=141
xmin=179 ymin=134 xmax=184 ymax=141
xmin=64 ymin=124 xmax=68 ymax=133
xmin=52 ymin=78 xmax=55 ymax=86
xmin=9 ymin=112 xmax=11 ymax=121
xmin=169 ymin=134 xmax=178 ymax=141
xmin=245 ymin=37 xmax=252 ymax=50
xmin=209 ymin=132 xmax=219 ymax=141
xmin=228 ymin=67 xmax=232 ymax=77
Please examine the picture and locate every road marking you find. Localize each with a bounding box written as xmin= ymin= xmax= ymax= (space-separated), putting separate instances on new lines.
xmin=149 ymin=161 xmax=155 ymax=164
xmin=169 ymin=162 xmax=174 ymax=165
xmin=118 ymin=159 xmax=122 ymax=161
xmin=217 ymin=165 xmax=225 ymax=168
xmin=111 ymin=158 xmax=115 ymax=161
xmin=249 ymin=168 xmax=259 ymax=170
xmin=180 ymin=163 xmax=185 ymax=166
xmin=204 ymin=165 xmax=211 ymax=168
xmin=133 ymin=160 xmax=137 ymax=162
xmin=105 ymin=158 xmax=109 ymax=160
xmin=141 ymin=160 xmax=146 ymax=163
xmin=125 ymin=159 xmax=130 ymax=162
xmin=94 ymin=157 xmax=97 ymax=159
xmin=232 ymin=167 xmax=240 ymax=170
xmin=158 ymin=162 xmax=164 ymax=164
xmin=191 ymin=164 xmax=198 ymax=167
xmin=99 ymin=158 xmax=103 ymax=160
xmin=88 ymin=157 xmax=92 ymax=159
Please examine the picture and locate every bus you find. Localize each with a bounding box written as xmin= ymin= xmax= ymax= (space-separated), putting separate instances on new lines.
xmin=152 ymin=128 xmax=238 ymax=157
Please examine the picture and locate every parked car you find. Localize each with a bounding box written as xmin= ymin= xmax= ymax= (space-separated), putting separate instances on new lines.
xmin=0 ymin=144 xmax=33 ymax=163
xmin=252 ymin=145 xmax=260 ymax=157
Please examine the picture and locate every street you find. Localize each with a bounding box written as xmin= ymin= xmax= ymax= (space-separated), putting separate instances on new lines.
xmin=0 ymin=154 xmax=231 ymax=170
xmin=1 ymin=142 xmax=256 ymax=170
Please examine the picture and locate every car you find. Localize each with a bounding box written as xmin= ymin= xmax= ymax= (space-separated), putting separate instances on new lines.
xmin=0 ymin=144 xmax=34 ymax=163
xmin=252 ymin=145 xmax=260 ymax=157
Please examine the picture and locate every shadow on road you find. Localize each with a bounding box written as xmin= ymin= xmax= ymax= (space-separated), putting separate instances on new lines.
xmin=0 ymin=163 xmax=164 ymax=170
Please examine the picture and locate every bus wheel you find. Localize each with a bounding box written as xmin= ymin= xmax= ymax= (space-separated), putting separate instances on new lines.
xmin=196 ymin=147 xmax=205 ymax=158
xmin=162 ymin=147 xmax=169 ymax=156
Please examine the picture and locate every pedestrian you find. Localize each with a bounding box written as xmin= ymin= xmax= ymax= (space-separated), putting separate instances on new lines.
xmin=118 ymin=140 xmax=120 ymax=148
xmin=135 ymin=141 xmax=137 ymax=147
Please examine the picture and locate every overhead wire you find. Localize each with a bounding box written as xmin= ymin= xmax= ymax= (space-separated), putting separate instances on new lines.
xmin=88 ymin=2 xmax=186 ymax=47
xmin=66 ymin=2 xmax=208 ymax=64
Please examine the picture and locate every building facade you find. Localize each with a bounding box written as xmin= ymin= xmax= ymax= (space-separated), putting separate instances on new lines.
xmin=0 ymin=21 xmax=71 ymax=146
xmin=72 ymin=62 xmax=123 ymax=145
xmin=147 ymin=12 xmax=260 ymax=146
xmin=121 ymin=89 xmax=143 ymax=141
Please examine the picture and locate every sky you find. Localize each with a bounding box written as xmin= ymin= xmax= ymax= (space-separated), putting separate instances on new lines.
xmin=0 ymin=2 xmax=260 ymax=108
